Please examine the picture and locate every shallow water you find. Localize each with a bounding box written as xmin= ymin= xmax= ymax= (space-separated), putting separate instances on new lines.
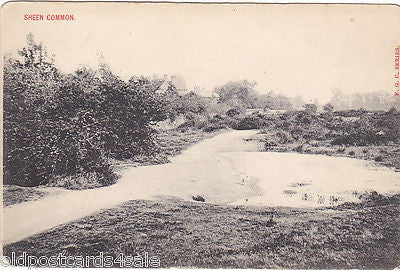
xmin=228 ymin=151 xmax=400 ymax=207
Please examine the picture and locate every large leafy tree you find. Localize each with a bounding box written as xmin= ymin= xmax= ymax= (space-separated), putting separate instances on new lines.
xmin=3 ymin=34 xmax=62 ymax=186
xmin=214 ymin=80 xmax=258 ymax=110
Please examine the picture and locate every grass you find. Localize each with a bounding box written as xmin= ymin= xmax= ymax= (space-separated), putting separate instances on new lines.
xmin=104 ymin=128 xmax=224 ymax=175
xmin=260 ymin=130 xmax=400 ymax=170
xmin=154 ymin=128 xmax=223 ymax=157
xmin=287 ymin=143 xmax=398 ymax=169
xmin=4 ymin=194 xmax=400 ymax=269
xmin=2 ymin=185 xmax=65 ymax=207
xmin=232 ymin=109 xmax=400 ymax=170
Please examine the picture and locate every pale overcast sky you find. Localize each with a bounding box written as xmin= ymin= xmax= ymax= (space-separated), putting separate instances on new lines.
xmin=2 ymin=3 xmax=400 ymax=103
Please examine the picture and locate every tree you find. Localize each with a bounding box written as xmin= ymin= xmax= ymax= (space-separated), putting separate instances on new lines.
xmin=323 ymin=103 xmax=334 ymax=113
xmin=272 ymin=94 xmax=293 ymax=110
xmin=289 ymin=95 xmax=305 ymax=110
xmin=18 ymin=33 xmax=56 ymax=74
xmin=304 ymin=103 xmax=317 ymax=114
xmin=214 ymin=80 xmax=258 ymax=110
xmin=330 ymin=89 xmax=348 ymax=111
xmin=351 ymin=92 xmax=364 ymax=109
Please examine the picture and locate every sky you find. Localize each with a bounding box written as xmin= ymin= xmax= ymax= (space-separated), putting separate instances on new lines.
xmin=2 ymin=3 xmax=400 ymax=103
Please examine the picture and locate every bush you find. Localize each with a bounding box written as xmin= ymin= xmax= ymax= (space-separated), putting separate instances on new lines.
xmin=272 ymin=130 xmax=293 ymax=144
xmin=265 ymin=141 xmax=278 ymax=148
xmin=203 ymin=123 xmax=225 ymax=132
xmin=337 ymin=147 xmax=346 ymax=153
xmin=232 ymin=116 xmax=264 ymax=130
xmin=331 ymin=130 xmax=390 ymax=146
xmin=294 ymin=145 xmax=303 ymax=152
xmin=3 ymin=35 xmax=166 ymax=187
xmin=226 ymin=108 xmax=240 ymax=117
xmin=294 ymin=111 xmax=313 ymax=125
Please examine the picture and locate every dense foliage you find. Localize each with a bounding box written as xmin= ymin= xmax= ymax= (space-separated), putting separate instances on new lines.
xmin=214 ymin=80 xmax=293 ymax=111
xmin=256 ymin=109 xmax=400 ymax=147
xmin=3 ymin=35 xmax=166 ymax=187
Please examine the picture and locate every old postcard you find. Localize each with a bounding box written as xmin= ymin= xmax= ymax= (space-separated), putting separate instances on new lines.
xmin=1 ymin=2 xmax=400 ymax=268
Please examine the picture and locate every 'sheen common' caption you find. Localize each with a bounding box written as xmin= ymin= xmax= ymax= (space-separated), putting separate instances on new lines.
xmin=24 ymin=14 xmax=75 ymax=21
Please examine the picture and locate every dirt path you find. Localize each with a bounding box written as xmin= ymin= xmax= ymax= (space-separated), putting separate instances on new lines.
xmin=3 ymin=130 xmax=260 ymax=245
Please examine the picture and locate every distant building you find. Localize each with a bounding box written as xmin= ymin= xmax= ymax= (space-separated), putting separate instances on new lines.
xmin=156 ymin=74 xmax=188 ymax=96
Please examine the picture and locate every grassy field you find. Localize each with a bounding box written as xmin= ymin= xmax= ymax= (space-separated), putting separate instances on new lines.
xmin=4 ymin=193 xmax=400 ymax=268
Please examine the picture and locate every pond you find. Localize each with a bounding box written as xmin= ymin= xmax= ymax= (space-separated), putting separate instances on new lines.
xmin=227 ymin=151 xmax=400 ymax=207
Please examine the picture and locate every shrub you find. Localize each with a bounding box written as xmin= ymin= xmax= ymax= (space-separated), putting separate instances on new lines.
xmin=265 ymin=141 xmax=278 ymax=148
xmin=294 ymin=111 xmax=313 ymax=125
xmin=232 ymin=116 xmax=264 ymax=130
xmin=275 ymin=130 xmax=293 ymax=144
xmin=294 ymin=145 xmax=303 ymax=153
xmin=304 ymin=104 xmax=317 ymax=114
xmin=226 ymin=108 xmax=241 ymax=117
xmin=203 ymin=123 xmax=225 ymax=132
xmin=3 ymin=35 xmax=166 ymax=188
xmin=337 ymin=147 xmax=346 ymax=153
xmin=323 ymin=103 xmax=334 ymax=113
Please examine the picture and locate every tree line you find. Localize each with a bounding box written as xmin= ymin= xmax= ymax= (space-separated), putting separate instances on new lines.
xmin=4 ymin=34 xmax=399 ymax=188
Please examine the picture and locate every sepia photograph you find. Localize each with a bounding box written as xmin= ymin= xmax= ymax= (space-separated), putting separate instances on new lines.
xmin=1 ymin=2 xmax=400 ymax=268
